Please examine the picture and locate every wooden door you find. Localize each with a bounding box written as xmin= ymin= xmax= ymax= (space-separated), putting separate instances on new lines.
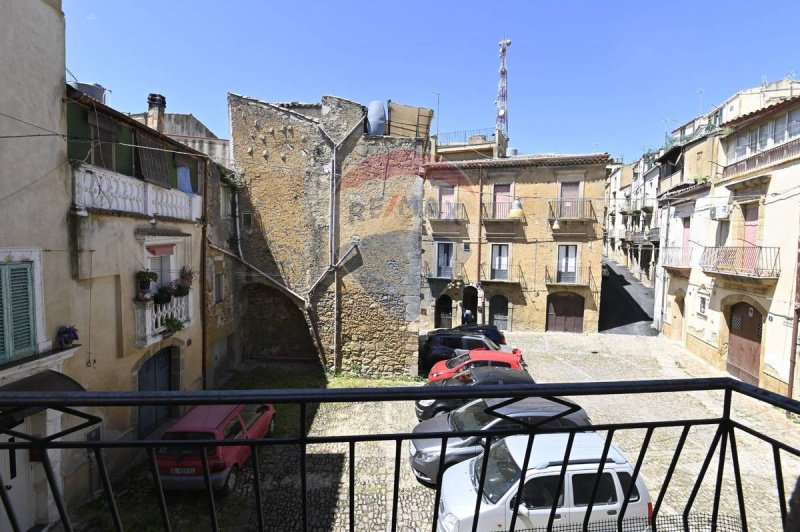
xmin=742 ymin=204 xmax=759 ymax=272
xmin=493 ymin=184 xmax=511 ymax=218
xmin=728 ymin=302 xmax=762 ymax=385
xmin=560 ymin=182 xmax=580 ymax=218
xmin=546 ymin=293 xmax=585 ymax=333
xmin=138 ymin=348 xmax=172 ymax=437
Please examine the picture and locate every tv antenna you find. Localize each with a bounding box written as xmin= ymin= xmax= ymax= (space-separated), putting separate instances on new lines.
xmin=495 ymin=38 xmax=511 ymax=138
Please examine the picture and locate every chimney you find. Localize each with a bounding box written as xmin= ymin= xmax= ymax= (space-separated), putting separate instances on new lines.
xmin=146 ymin=93 xmax=166 ymax=133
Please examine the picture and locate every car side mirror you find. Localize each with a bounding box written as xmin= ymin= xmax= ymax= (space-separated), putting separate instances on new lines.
xmin=257 ymin=405 xmax=267 ymax=413
xmin=516 ymin=505 xmax=530 ymax=517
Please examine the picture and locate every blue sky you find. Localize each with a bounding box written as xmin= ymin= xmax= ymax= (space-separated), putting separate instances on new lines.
xmin=64 ymin=0 xmax=800 ymax=162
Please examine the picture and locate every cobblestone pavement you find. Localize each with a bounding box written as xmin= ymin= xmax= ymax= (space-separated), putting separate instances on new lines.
xmin=76 ymin=333 xmax=800 ymax=531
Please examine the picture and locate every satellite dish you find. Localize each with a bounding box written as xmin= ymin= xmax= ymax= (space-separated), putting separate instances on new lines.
xmin=498 ymin=109 xmax=506 ymax=116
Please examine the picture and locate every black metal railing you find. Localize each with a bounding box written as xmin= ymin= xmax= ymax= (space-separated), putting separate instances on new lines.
xmin=426 ymin=201 xmax=467 ymax=221
xmin=480 ymin=263 xmax=524 ymax=285
xmin=481 ymin=202 xmax=517 ymax=221
xmin=648 ymin=227 xmax=660 ymax=242
xmin=661 ymin=247 xmax=692 ymax=269
xmin=633 ymin=231 xmax=647 ymax=245
xmin=1 ymin=378 xmax=798 ymax=531
xmin=548 ymin=200 xmax=595 ymax=221
xmin=437 ymin=128 xmax=496 ymax=146
xmin=700 ymin=246 xmax=781 ymax=278
xmin=545 ymin=265 xmax=593 ymax=286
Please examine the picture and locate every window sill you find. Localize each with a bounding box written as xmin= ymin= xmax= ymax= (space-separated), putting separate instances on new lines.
xmin=0 ymin=345 xmax=80 ymax=384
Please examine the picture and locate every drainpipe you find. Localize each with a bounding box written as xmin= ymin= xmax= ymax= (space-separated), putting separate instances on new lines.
xmin=787 ymin=210 xmax=800 ymax=399
xmin=476 ymin=168 xmax=484 ymax=323
xmin=318 ymin=117 xmax=365 ymax=371
xmin=200 ymin=159 xmax=209 ymax=390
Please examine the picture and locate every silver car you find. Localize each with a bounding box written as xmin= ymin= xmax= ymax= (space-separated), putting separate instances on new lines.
xmin=409 ymin=396 xmax=590 ymax=486
xmin=437 ymin=433 xmax=652 ymax=532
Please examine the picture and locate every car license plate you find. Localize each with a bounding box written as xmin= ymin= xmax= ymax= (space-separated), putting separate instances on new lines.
xmin=171 ymin=467 xmax=195 ymax=474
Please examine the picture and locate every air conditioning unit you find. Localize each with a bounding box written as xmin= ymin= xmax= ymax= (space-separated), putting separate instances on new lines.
xmin=710 ymin=205 xmax=731 ymax=220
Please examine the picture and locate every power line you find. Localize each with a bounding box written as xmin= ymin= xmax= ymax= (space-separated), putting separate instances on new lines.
xmin=0 ymin=110 xmax=63 ymax=136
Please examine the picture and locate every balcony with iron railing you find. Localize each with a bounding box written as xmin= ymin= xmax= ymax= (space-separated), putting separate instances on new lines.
xmin=648 ymin=226 xmax=661 ymax=242
xmin=635 ymin=198 xmax=655 ymax=212
xmin=72 ymin=162 xmax=203 ymax=221
xmin=547 ymin=199 xmax=595 ymax=222
xmin=481 ymin=201 xmax=522 ymax=222
xmin=5 ymin=377 xmax=797 ymax=531
xmin=661 ymin=247 xmax=693 ymax=274
xmin=700 ymin=246 xmax=781 ymax=281
xmin=624 ymin=230 xmax=635 ymax=241
xmin=723 ymin=136 xmax=800 ymax=180
xmin=619 ymin=200 xmax=634 ymax=214
xmin=545 ymin=264 xmax=595 ymax=289
xmin=479 ymin=263 xmax=524 ymax=286
xmin=633 ymin=231 xmax=647 ymax=245
xmin=425 ymin=201 xmax=467 ymax=222
xmin=423 ymin=260 xmax=467 ymax=281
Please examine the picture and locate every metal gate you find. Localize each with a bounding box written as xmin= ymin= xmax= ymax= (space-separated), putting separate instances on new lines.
xmin=546 ymin=292 xmax=585 ymax=333
xmin=489 ymin=295 xmax=509 ymax=330
xmin=728 ymin=302 xmax=761 ymax=385
xmin=138 ymin=348 xmax=172 ymax=436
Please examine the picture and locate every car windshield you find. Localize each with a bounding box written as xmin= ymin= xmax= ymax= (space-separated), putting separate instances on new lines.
xmin=445 ymin=353 xmax=470 ymax=369
xmin=157 ymin=431 xmax=217 ymax=457
xmin=484 ymin=338 xmax=500 ymax=350
xmin=451 ymin=399 xmax=495 ymax=431
xmin=472 ymin=440 xmax=522 ymax=504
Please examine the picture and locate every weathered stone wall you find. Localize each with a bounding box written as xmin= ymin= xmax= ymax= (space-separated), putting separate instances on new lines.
xmin=229 ymin=93 xmax=423 ymax=374
xmin=242 ymin=283 xmax=317 ymax=360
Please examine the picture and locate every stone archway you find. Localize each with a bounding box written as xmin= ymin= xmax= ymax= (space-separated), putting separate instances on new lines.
xmin=242 ymin=283 xmax=316 ymax=361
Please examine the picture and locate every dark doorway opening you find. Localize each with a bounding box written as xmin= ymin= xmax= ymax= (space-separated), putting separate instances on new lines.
xmin=546 ymin=292 xmax=585 ymax=333
xmin=489 ymin=295 xmax=509 ymax=330
xmin=462 ymin=286 xmax=478 ymax=324
xmin=435 ymin=295 xmax=453 ymax=329
xmin=138 ymin=347 xmax=173 ymax=437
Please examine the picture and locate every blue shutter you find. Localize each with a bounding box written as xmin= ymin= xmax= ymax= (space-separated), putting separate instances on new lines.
xmin=7 ymin=264 xmax=35 ymax=359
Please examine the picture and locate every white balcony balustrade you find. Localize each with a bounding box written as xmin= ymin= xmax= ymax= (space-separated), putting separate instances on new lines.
xmin=73 ymin=162 xmax=202 ymax=221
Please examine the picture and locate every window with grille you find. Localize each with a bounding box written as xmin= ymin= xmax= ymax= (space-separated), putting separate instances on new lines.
xmin=0 ymin=263 xmax=36 ymax=364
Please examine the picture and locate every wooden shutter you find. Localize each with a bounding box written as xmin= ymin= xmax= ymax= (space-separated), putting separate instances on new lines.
xmin=0 ymin=272 xmax=6 ymax=362
xmin=4 ymin=264 xmax=35 ymax=360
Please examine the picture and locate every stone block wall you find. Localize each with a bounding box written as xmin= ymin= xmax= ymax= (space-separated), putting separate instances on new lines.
xmin=229 ymin=93 xmax=423 ymax=375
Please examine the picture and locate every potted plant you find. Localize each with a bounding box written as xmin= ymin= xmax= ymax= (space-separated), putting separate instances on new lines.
xmin=57 ymin=325 xmax=79 ymax=348
xmin=179 ymin=266 xmax=194 ymax=286
xmin=163 ymin=316 xmax=184 ymax=334
xmin=174 ymin=280 xmax=191 ymax=297
xmin=136 ymin=270 xmax=158 ymax=291
xmin=153 ymin=285 xmax=174 ymax=305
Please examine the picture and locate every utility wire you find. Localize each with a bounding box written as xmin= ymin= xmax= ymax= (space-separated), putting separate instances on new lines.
xmin=0 ymin=111 xmax=64 ymax=136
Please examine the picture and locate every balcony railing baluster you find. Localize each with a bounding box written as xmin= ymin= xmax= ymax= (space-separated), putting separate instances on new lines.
xmin=700 ymin=246 xmax=781 ymax=278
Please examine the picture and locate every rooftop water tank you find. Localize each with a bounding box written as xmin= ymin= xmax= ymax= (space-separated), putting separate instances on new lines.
xmin=69 ymin=82 xmax=107 ymax=104
xmin=507 ymin=147 xmax=519 ymax=156
xmin=366 ymin=101 xmax=386 ymax=136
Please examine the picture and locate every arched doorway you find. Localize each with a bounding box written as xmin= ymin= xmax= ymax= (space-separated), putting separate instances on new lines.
xmin=138 ymin=347 xmax=173 ymax=437
xmin=242 ymin=284 xmax=316 ymax=360
xmin=546 ymin=292 xmax=585 ymax=333
xmin=462 ymin=286 xmax=478 ymax=324
xmin=489 ymin=295 xmax=509 ymax=330
xmin=435 ymin=295 xmax=453 ymax=329
xmin=671 ymin=295 xmax=685 ymax=342
xmin=728 ymin=302 xmax=762 ymax=385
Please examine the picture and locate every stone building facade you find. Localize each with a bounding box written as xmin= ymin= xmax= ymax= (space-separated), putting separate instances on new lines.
xmin=421 ymin=153 xmax=608 ymax=334
xmin=228 ymin=94 xmax=426 ymax=374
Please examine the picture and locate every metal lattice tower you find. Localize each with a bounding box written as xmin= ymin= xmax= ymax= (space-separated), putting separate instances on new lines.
xmin=495 ymin=38 xmax=511 ymax=138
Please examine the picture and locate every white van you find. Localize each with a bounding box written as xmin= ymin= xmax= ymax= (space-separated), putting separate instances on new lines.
xmin=437 ymin=432 xmax=652 ymax=532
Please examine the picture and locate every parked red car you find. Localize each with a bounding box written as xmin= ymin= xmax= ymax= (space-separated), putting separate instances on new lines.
xmin=155 ymin=403 xmax=275 ymax=494
xmin=427 ymin=349 xmax=525 ymax=382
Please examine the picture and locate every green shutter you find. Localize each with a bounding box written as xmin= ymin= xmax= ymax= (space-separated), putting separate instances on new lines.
xmin=6 ymin=264 xmax=35 ymax=359
xmin=0 ymin=271 xmax=6 ymax=363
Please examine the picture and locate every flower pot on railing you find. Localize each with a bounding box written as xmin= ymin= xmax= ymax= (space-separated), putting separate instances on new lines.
xmin=153 ymin=286 xmax=174 ymax=305
xmin=136 ymin=270 xmax=158 ymax=292
xmin=57 ymin=325 xmax=79 ymax=349
xmin=179 ymin=266 xmax=194 ymax=287
xmin=174 ymin=281 xmax=190 ymax=298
